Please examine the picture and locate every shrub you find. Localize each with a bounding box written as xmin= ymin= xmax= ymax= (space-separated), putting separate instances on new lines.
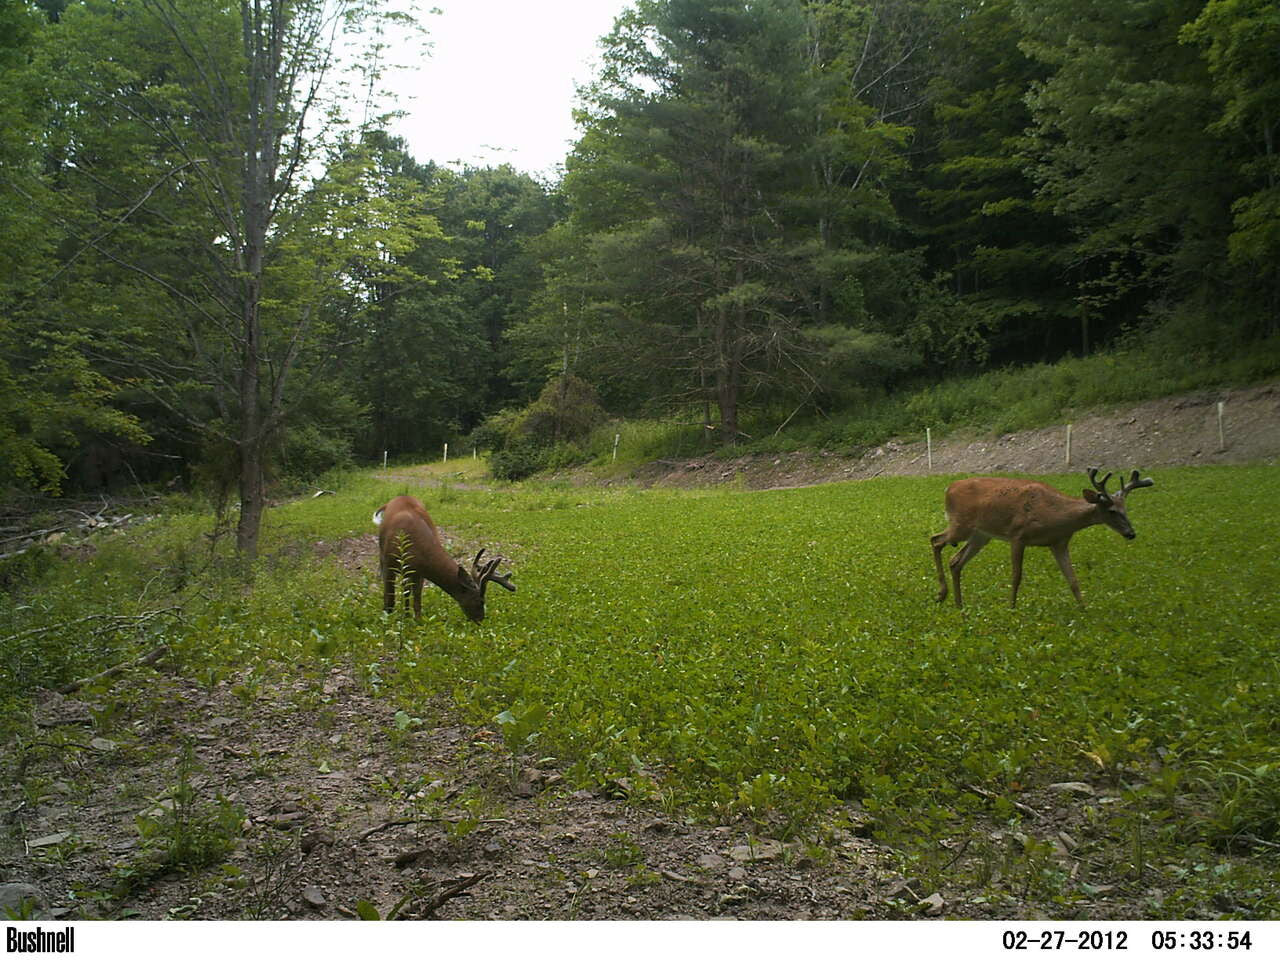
xmin=513 ymin=375 xmax=606 ymax=446
xmin=489 ymin=440 xmax=546 ymax=481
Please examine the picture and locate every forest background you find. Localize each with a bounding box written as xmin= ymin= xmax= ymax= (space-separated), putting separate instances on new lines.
xmin=2 ymin=0 xmax=1278 ymax=556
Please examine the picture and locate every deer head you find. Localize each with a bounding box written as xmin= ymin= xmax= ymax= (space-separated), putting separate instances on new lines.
xmin=453 ymin=548 xmax=517 ymax=623
xmin=1084 ymin=468 xmax=1155 ymax=540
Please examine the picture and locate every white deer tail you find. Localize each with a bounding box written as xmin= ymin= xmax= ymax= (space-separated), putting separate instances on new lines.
xmin=372 ymin=508 xmax=384 ymax=526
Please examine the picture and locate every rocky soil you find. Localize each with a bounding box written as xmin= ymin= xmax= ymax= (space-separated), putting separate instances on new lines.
xmin=3 ymin=659 xmax=1173 ymax=923
xmin=627 ymin=382 xmax=1280 ymax=490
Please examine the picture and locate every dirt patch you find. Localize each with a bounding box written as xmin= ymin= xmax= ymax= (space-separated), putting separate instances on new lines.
xmin=6 ymin=661 xmax=1189 ymax=921
xmin=626 ymin=382 xmax=1280 ymax=491
xmin=312 ymin=534 xmax=378 ymax=577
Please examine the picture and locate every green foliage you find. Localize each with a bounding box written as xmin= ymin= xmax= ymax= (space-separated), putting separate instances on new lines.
xmin=513 ymin=376 xmax=606 ymax=447
xmin=733 ymin=336 xmax=1280 ymax=455
xmin=2 ymin=460 xmax=1279 ymax=914
xmin=136 ymin=744 xmax=242 ymax=872
xmin=476 ymin=376 xmax=606 ymax=479
xmin=488 ymin=440 xmax=547 ymax=482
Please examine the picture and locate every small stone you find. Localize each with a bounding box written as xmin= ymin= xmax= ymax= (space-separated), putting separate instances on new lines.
xmin=697 ymin=853 xmax=725 ymax=870
xmin=0 ymin=883 xmax=45 ymax=917
xmin=1047 ymin=782 xmax=1094 ymax=796
xmin=727 ymin=866 xmax=747 ymax=881
xmin=301 ymin=886 xmax=326 ymax=909
xmin=27 ymin=832 xmax=71 ymax=849
xmin=920 ymin=892 xmax=946 ymax=916
xmin=729 ymin=839 xmax=782 ymax=862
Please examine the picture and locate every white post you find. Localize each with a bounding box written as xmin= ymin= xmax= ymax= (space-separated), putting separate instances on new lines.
xmin=1217 ymin=401 xmax=1225 ymax=452
xmin=613 ymin=433 xmax=620 ymax=463
xmin=1065 ymin=423 xmax=1072 ymax=467
xmin=473 ymin=447 xmax=477 ymax=461
xmin=382 ymin=450 xmax=387 ymax=469
xmin=443 ymin=442 xmax=448 ymax=464
xmin=926 ymin=428 xmax=933 ymax=472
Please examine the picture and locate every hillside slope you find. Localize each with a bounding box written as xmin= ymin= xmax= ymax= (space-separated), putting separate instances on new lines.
xmin=628 ymin=382 xmax=1280 ymax=490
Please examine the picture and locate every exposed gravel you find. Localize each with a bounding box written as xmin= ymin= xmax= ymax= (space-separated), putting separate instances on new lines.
xmin=628 ymin=382 xmax=1280 ymax=490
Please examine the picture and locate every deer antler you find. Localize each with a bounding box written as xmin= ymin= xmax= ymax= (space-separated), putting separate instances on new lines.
xmin=1119 ymin=469 xmax=1154 ymax=496
xmin=472 ymin=549 xmax=516 ymax=594
xmin=1086 ymin=467 xmax=1114 ymax=500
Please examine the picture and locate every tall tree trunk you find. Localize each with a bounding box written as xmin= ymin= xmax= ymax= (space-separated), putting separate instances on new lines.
xmin=232 ymin=0 xmax=282 ymax=559
xmin=236 ymin=270 xmax=265 ymax=557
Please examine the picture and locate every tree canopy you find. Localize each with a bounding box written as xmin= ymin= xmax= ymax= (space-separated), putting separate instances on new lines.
xmin=2 ymin=0 xmax=1275 ymax=518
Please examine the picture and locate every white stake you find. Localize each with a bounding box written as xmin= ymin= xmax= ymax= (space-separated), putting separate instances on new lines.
xmin=613 ymin=433 xmax=620 ymax=462
xmin=1065 ymin=423 xmax=1072 ymax=467
xmin=926 ymin=428 xmax=933 ymax=472
xmin=443 ymin=442 xmax=448 ymax=464
xmin=382 ymin=450 xmax=387 ymax=469
xmin=1217 ymin=401 xmax=1225 ymax=451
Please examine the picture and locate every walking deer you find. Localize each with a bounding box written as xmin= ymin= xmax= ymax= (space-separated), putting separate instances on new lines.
xmin=930 ymin=468 xmax=1154 ymax=608
xmin=373 ymin=495 xmax=515 ymax=622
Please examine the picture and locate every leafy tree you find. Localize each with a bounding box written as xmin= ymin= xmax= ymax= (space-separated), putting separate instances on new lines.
xmin=903 ymin=0 xmax=1076 ymax=364
xmin=560 ymin=0 xmax=862 ymax=441
xmin=1016 ymin=0 xmax=1243 ymax=351
xmin=434 ymin=165 xmax=563 ymax=405
xmin=0 ymin=0 xmax=146 ymax=493
xmin=1182 ymin=0 xmax=1280 ymax=332
xmin=37 ymin=0 xmax=433 ymax=555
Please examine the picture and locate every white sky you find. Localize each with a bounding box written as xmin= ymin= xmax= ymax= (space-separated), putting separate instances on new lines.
xmin=384 ymin=0 xmax=635 ymax=180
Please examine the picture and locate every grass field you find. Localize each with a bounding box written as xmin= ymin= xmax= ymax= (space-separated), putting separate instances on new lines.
xmin=3 ymin=463 xmax=1279 ymax=915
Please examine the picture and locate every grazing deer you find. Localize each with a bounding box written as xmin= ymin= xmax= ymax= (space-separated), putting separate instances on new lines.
xmin=930 ymin=468 xmax=1154 ymax=608
xmin=373 ymin=495 xmax=515 ymax=622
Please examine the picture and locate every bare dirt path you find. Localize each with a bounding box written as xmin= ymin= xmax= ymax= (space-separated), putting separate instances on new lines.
xmin=626 ymin=382 xmax=1280 ymax=491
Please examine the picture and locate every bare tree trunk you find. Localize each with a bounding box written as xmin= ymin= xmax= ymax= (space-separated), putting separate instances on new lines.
xmin=232 ymin=0 xmax=283 ymax=559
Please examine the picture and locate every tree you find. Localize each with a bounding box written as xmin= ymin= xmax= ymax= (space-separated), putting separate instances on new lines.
xmin=0 ymin=0 xmax=146 ymax=494
xmin=1016 ymin=0 xmax=1242 ymax=351
xmin=561 ymin=0 xmax=844 ymax=441
xmin=907 ymin=0 xmax=1076 ymax=364
xmin=40 ymin=0 xmax=432 ymax=556
xmin=1182 ymin=0 xmax=1280 ymax=333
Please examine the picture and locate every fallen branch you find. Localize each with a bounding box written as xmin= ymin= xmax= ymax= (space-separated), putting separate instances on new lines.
xmin=938 ymin=837 xmax=973 ymax=872
xmin=965 ymin=783 xmax=1043 ymax=820
xmin=56 ymin=644 xmax=170 ymax=695
xmin=360 ymin=816 xmax=511 ymax=842
xmin=7 ymin=606 xmax=181 ymax=645
xmin=415 ymin=872 xmax=488 ymax=919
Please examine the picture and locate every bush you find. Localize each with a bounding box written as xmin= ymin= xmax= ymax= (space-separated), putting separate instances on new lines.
xmin=489 ymin=440 xmax=546 ymax=481
xmin=513 ymin=375 xmax=606 ymax=446
xmin=280 ymin=423 xmax=354 ymax=481
xmin=475 ymin=376 xmax=609 ymax=480
xmin=468 ymin=407 xmax=524 ymax=454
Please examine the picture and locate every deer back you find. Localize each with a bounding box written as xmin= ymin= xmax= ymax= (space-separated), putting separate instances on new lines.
xmin=945 ymin=476 xmax=1096 ymax=545
xmin=375 ymin=495 xmax=460 ymax=588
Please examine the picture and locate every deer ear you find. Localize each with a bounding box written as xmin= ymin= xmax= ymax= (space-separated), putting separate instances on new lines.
xmin=456 ymin=564 xmax=477 ymax=589
xmin=1083 ymin=489 xmax=1102 ymax=503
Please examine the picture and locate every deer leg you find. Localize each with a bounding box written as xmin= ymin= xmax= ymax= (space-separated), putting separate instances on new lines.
xmin=1009 ymin=540 xmax=1025 ymax=608
xmin=1050 ymin=542 xmax=1085 ymax=606
xmin=930 ymin=528 xmax=960 ymax=603
xmin=410 ymin=577 xmax=423 ymax=619
xmin=382 ymin=565 xmax=397 ymax=614
xmin=948 ymin=532 xmax=990 ymax=608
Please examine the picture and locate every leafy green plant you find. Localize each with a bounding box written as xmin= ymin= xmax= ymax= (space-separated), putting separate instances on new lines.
xmin=129 ymin=743 xmax=243 ymax=881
